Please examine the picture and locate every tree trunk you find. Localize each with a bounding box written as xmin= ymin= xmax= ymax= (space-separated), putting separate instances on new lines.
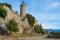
xmin=10 ymin=31 xmax=11 ymax=35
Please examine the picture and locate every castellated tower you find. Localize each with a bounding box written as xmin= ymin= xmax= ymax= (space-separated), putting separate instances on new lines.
xmin=20 ymin=1 xmax=26 ymax=19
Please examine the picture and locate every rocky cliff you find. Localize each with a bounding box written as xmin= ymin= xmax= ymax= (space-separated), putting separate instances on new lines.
xmin=3 ymin=5 xmax=30 ymax=33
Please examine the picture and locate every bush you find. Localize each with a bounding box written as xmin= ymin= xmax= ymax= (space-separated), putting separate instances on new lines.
xmin=0 ymin=6 xmax=7 ymax=19
xmin=0 ymin=3 xmax=12 ymax=10
xmin=51 ymin=32 xmax=60 ymax=35
xmin=26 ymin=14 xmax=35 ymax=27
xmin=34 ymin=24 xmax=44 ymax=34
xmin=6 ymin=19 xmax=19 ymax=34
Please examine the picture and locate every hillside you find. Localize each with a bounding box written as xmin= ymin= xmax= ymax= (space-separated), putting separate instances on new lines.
xmin=0 ymin=3 xmax=44 ymax=36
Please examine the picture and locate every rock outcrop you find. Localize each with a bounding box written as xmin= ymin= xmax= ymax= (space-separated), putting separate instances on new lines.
xmin=0 ymin=18 xmax=5 ymax=28
xmin=0 ymin=17 xmax=9 ymax=35
xmin=3 ymin=5 xmax=30 ymax=33
xmin=0 ymin=1 xmax=39 ymax=34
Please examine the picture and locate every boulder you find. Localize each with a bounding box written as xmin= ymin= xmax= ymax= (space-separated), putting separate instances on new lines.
xmin=0 ymin=18 xmax=9 ymax=36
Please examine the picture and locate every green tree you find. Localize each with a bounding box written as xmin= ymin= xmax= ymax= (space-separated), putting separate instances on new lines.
xmin=50 ymin=31 xmax=60 ymax=35
xmin=39 ymin=24 xmax=44 ymax=34
xmin=0 ymin=3 xmax=12 ymax=10
xmin=6 ymin=19 xmax=19 ymax=34
xmin=0 ymin=6 xmax=7 ymax=19
xmin=26 ymin=14 xmax=35 ymax=27
xmin=34 ymin=24 xmax=44 ymax=34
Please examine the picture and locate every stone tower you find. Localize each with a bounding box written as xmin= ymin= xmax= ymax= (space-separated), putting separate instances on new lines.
xmin=20 ymin=1 xmax=26 ymax=19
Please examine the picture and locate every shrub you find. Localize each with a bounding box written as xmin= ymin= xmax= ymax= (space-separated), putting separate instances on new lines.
xmin=51 ymin=32 xmax=60 ymax=35
xmin=34 ymin=24 xmax=44 ymax=34
xmin=0 ymin=6 xmax=7 ymax=19
xmin=6 ymin=19 xmax=19 ymax=34
xmin=0 ymin=3 xmax=12 ymax=10
xmin=26 ymin=14 xmax=35 ymax=27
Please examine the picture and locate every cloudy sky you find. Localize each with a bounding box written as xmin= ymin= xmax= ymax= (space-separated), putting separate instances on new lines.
xmin=0 ymin=0 xmax=60 ymax=29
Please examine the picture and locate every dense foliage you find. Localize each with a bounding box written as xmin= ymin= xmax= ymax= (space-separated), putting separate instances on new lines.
xmin=0 ymin=6 xmax=7 ymax=19
xmin=34 ymin=24 xmax=44 ymax=34
xmin=0 ymin=3 xmax=12 ymax=10
xmin=6 ymin=19 xmax=19 ymax=34
xmin=47 ymin=32 xmax=60 ymax=38
xmin=26 ymin=14 xmax=35 ymax=27
xmin=50 ymin=32 xmax=60 ymax=35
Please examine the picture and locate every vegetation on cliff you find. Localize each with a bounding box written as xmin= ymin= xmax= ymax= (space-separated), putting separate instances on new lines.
xmin=6 ymin=19 xmax=19 ymax=34
xmin=26 ymin=14 xmax=35 ymax=27
xmin=26 ymin=14 xmax=44 ymax=34
xmin=34 ymin=24 xmax=44 ymax=34
xmin=0 ymin=3 xmax=44 ymax=36
xmin=0 ymin=6 xmax=7 ymax=19
xmin=0 ymin=3 xmax=12 ymax=10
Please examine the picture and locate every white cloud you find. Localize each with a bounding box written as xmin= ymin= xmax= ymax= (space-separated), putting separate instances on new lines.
xmin=27 ymin=0 xmax=60 ymax=29
xmin=47 ymin=2 xmax=60 ymax=10
xmin=42 ymin=22 xmax=60 ymax=29
xmin=32 ymin=12 xmax=60 ymax=29
xmin=36 ymin=13 xmax=60 ymax=21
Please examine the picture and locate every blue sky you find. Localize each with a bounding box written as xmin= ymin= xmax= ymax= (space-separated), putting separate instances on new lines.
xmin=0 ymin=0 xmax=60 ymax=29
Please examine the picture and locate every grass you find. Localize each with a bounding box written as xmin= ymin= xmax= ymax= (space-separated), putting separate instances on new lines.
xmin=9 ymin=33 xmax=43 ymax=38
xmin=20 ymin=34 xmax=42 ymax=37
xmin=0 ymin=33 xmax=43 ymax=38
xmin=0 ymin=33 xmax=44 ymax=40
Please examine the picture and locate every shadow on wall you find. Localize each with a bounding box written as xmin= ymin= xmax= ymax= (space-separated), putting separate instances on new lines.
xmin=0 ymin=27 xmax=9 ymax=36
